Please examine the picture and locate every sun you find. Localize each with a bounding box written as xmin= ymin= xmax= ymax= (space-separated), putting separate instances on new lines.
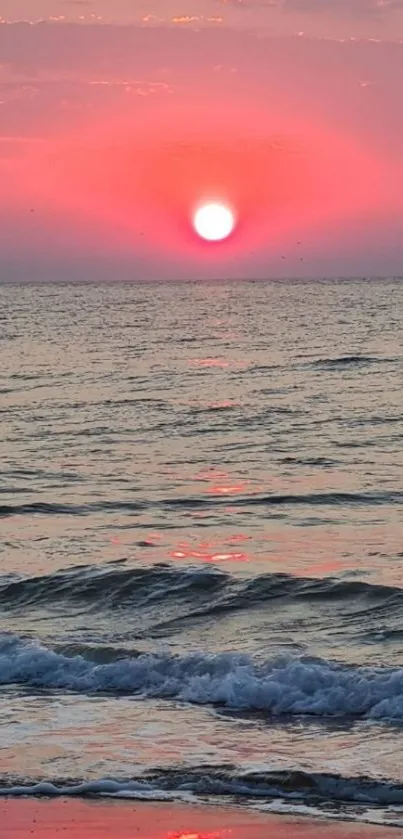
xmin=193 ymin=202 xmax=235 ymax=242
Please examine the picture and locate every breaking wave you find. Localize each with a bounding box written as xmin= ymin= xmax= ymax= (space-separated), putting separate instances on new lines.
xmin=2 ymin=633 xmax=403 ymax=720
xmin=1 ymin=766 xmax=403 ymax=827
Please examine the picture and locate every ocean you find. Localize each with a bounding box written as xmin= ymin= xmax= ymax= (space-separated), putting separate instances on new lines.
xmin=1 ymin=278 xmax=403 ymax=827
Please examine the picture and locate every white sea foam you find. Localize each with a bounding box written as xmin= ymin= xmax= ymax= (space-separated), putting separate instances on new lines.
xmin=1 ymin=772 xmax=403 ymax=827
xmin=0 ymin=779 xmax=191 ymax=800
xmin=1 ymin=633 xmax=403 ymax=719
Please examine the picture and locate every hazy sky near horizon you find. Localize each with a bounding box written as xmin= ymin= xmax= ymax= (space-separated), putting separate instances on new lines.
xmin=1 ymin=1 xmax=403 ymax=280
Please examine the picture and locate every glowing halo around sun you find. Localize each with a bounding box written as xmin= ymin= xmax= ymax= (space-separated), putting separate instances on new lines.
xmin=193 ymin=202 xmax=236 ymax=242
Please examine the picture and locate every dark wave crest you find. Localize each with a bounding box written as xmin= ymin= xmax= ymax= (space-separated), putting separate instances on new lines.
xmin=310 ymin=355 xmax=390 ymax=369
xmin=0 ymin=563 xmax=402 ymax=616
xmin=0 ymin=563 xmax=226 ymax=611
xmin=1 ymin=489 xmax=403 ymax=519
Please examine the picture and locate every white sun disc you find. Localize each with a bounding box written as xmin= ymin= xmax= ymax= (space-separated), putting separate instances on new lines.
xmin=193 ymin=203 xmax=235 ymax=242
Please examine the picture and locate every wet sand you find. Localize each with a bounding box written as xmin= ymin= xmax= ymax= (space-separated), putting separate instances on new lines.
xmin=0 ymin=799 xmax=398 ymax=838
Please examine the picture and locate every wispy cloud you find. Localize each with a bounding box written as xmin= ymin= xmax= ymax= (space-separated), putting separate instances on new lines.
xmin=219 ymin=0 xmax=403 ymax=14
xmin=285 ymin=0 xmax=403 ymax=16
xmin=3 ymin=1 xmax=403 ymax=37
xmin=171 ymin=15 xmax=223 ymax=23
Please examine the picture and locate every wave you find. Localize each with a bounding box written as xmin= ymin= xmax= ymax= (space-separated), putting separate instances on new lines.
xmin=1 ymin=766 xmax=403 ymax=822
xmin=0 ymin=563 xmax=227 ymax=611
xmin=1 ymin=489 xmax=403 ymax=519
xmin=2 ymin=633 xmax=403 ymax=720
xmin=0 ymin=563 xmax=401 ymax=616
xmin=309 ymin=355 xmax=388 ymax=369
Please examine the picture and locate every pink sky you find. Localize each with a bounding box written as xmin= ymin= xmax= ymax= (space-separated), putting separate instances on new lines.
xmin=1 ymin=0 xmax=403 ymax=280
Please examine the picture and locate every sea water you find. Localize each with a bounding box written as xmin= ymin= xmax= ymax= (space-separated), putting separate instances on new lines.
xmin=1 ymin=277 xmax=403 ymax=826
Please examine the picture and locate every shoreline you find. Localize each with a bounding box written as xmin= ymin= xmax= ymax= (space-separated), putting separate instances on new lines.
xmin=1 ymin=799 xmax=399 ymax=838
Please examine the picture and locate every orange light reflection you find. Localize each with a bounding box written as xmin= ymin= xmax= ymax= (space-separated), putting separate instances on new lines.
xmin=167 ymin=830 xmax=227 ymax=839
xmin=170 ymin=832 xmax=227 ymax=839
xmin=207 ymin=483 xmax=249 ymax=496
xmin=169 ymin=547 xmax=249 ymax=563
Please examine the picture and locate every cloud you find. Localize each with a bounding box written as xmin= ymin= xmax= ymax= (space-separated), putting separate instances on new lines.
xmin=219 ymin=0 xmax=403 ymax=14
xmin=171 ymin=15 xmax=223 ymax=24
xmin=285 ymin=0 xmax=403 ymax=16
